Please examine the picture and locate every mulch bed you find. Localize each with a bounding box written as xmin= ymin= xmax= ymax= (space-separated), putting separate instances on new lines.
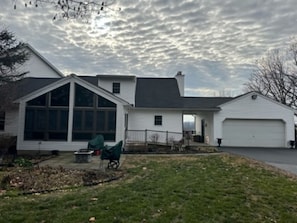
xmin=0 ymin=165 xmax=124 ymax=195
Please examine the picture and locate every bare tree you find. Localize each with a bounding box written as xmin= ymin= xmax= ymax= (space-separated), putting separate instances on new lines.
xmin=245 ymin=40 xmax=297 ymax=109
xmin=0 ymin=28 xmax=30 ymax=110
xmin=13 ymin=0 xmax=120 ymax=21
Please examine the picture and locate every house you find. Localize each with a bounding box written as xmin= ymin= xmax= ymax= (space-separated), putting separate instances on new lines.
xmin=0 ymin=46 xmax=296 ymax=152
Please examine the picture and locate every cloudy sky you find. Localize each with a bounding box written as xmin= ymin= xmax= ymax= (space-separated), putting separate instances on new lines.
xmin=1 ymin=0 xmax=297 ymax=96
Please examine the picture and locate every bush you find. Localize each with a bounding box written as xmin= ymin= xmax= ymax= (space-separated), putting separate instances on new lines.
xmin=13 ymin=157 xmax=33 ymax=167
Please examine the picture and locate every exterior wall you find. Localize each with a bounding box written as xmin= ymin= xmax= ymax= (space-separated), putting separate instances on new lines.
xmin=194 ymin=116 xmax=202 ymax=136
xmin=127 ymin=109 xmax=183 ymax=143
xmin=98 ymin=77 xmax=136 ymax=104
xmin=128 ymin=109 xmax=183 ymax=132
xmin=197 ymin=113 xmax=214 ymax=145
xmin=16 ymin=78 xmax=127 ymax=152
xmin=213 ymin=93 xmax=295 ymax=147
xmin=21 ymin=50 xmax=62 ymax=78
xmin=0 ymin=108 xmax=19 ymax=136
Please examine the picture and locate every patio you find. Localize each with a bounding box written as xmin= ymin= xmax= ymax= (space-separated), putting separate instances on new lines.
xmin=38 ymin=152 xmax=126 ymax=170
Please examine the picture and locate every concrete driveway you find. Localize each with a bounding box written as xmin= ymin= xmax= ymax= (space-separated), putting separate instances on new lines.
xmin=219 ymin=147 xmax=297 ymax=175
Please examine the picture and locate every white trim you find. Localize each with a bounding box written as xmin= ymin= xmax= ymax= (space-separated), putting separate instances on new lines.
xmin=67 ymin=80 xmax=75 ymax=142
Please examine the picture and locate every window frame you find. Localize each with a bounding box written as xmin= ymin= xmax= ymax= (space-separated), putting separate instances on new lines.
xmin=112 ymin=82 xmax=121 ymax=94
xmin=154 ymin=115 xmax=163 ymax=126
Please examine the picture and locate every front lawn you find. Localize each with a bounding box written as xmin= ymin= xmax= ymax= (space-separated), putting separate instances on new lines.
xmin=1 ymin=154 xmax=297 ymax=223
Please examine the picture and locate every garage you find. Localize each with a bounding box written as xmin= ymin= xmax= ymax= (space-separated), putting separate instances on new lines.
xmin=222 ymin=119 xmax=285 ymax=147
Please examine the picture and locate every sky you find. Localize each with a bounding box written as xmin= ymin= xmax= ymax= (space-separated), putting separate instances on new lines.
xmin=1 ymin=0 xmax=297 ymax=97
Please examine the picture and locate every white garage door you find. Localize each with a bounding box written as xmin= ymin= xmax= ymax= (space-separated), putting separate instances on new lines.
xmin=222 ymin=119 xmax=285 ymax=147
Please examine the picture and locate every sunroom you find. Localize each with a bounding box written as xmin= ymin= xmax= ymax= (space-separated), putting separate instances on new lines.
xmin=16 ymin=75 xmax=129 ymax=152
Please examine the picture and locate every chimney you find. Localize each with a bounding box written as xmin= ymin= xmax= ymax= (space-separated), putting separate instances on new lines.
xmin=175 ymin=71 xmax=185 ymax=96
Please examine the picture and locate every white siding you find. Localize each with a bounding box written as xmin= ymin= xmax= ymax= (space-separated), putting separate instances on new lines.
xmin=128 ymin=109 xmax=182 ymax=132
xmin=20 ymin=50 xmax=62 ymax=78
xmin=191 ymin=112 xmax=215 ymax=145
xmin=1 ymin=108 xmax=19 ymax=136
xmin=98 ymin=77 xmax=136 ymax=104
xmin=213 ymin=93 xmax=295 ymax=147
xmin=127 ymin=109 xmax=183 ymax=143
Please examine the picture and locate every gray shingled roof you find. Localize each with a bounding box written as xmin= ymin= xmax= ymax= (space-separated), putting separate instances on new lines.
xmin=182 ymin=97 xmax=233 ymax=110
xmin=134 ymin=77 xmax=234 ymax=109
xmin=135 ymin=78 xmax=183 ymax=108
xmin=15 ymin=76 xmax=235 ymax=110
xmin=15 ymin=77 xmax=60 ymax=99
xmin=78 ymin=76 xmax=98 ymax=87
xmin=15 ymin=76 xmax=104 ymax=100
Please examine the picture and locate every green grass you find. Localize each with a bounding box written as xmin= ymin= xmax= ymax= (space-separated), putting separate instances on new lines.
xmin=1 ymin=154 xmax=297 ymax=223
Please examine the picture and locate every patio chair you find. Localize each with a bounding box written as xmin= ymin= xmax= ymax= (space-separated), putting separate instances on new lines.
xmin=100 ymin=140 xmax=123 ymax=169
xmin=87 ymin=135 xmax=105 ymax=153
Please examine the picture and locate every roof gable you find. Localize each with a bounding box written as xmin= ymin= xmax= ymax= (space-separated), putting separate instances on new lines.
xmin=24 ymin=44 xmax=64 ymax=78
xmin=220 ymin=92 xmax=296 ymax=112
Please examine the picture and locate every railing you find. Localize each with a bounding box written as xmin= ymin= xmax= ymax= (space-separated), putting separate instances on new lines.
xmin=125 ymin=129 xmax=183 ymax=145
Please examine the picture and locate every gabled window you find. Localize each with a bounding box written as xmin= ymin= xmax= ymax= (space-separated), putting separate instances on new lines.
xmin=0 ymin=111 xmax=5 ymax=131
xmin=154 ymin=115 xmax=162 ymax=126
xmin=112 ymin=82 xmax=120 ymax=94
xmin=75 ymin=84 xmax=94 ymax=107
xmin=50 ymin=84 xmax=70 ymax=106
xmin=27 ymin=94 xmax=46 ymax=106
xmin=24 ymin=84 xmax=70 ymax=141
xmin=73 ymin=84 xmax=117 ymax=141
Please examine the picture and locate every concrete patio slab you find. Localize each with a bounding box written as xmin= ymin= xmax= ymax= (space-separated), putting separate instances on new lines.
xmin=38 ymin=152 xmax=125 ymax=170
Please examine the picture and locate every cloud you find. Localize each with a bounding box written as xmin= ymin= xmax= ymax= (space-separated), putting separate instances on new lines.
xmin=1 ymin=0 xmax=297 ymax=96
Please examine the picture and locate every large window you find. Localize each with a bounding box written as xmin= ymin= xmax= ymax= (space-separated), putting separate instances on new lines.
xmin=24 ymin=83 xmax=117 ymax=142
xmin=24 ymin=84 xmax=70 ymax=141
xmin=51 ymin=84 xmax=70 ymax=106
xmin=0 ymin=111 xmax=5 ymax=131
xmin=73 ymin=84 xmax=117 ymax=141
xmin=75 ymin=84 xmax=94 ymax=107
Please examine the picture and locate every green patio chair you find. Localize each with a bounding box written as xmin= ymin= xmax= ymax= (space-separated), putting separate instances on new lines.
xmin=87 ymin=135 xmax=105 ymax=152
xmin=100 ymin=140 xmax=123 ymax=169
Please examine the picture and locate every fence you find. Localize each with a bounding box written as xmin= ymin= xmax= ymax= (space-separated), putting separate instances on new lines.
xmin=125 ymin=129 xmax=183 ymax=145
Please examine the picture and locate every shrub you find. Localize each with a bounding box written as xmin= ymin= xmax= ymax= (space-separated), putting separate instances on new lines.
xmin=13 ymin=157 xmax=33 ymax=167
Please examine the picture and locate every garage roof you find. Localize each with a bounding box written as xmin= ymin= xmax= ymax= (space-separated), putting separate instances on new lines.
xmin=182 ymin=97 xmax=233 ymax=110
